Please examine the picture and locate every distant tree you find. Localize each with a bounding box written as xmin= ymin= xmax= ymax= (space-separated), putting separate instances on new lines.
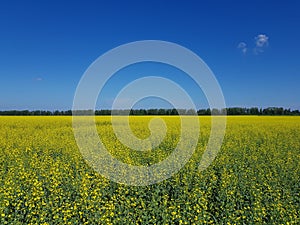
xmin=165 ymin=109 xmax=172 ymax=115
xmin=138 ymin=109 xmax=147 ymax=115
xmin=250 ymin=107 xmax=259 ymax=115
xmin=220 ymin=108 xmax=227 ymax=115
xmin=148 ymin=109 xmax=158 ymax=115
xmin=158 ymin=109 xmax=166 ymax=115
xmin=53 ymin=110 xmax=61 ymax=115
xmin=0 ymin=107 xmax=299 ymax=116
xmin=205 ymin=108 xmax=211 ymax=115
xmin=170 ymin=108 xmax=178 ymax=115
xmin=211 ymin=108 xmax=220 ymax=115
xmin=197 ymin=109 xmax=206 ymax=115
xmin=186 ymin=109 xmax=196 ymax=115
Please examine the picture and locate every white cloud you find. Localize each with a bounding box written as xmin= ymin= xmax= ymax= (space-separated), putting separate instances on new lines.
xmin=255 ymin=34 xmax=269 ymax=47
xmin=238 ymin=42 xmax=246 ymax=48
xmin=36 ymin=77 xmax=43 ymax=81
xmin=237 ymin=42 xmax=247 ymax=54
xmin=254 ymin=34 xmax=269 ymax=54
xmin=237 ymin=34 xmax=269 ymax=55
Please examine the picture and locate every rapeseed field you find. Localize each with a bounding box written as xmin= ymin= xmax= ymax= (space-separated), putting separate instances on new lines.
xmin=0 ymin=116 xmax=299 ymax=224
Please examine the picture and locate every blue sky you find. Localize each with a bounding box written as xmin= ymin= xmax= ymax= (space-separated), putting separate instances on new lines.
xmin=0 ymin=0 xmax=299 ymax=110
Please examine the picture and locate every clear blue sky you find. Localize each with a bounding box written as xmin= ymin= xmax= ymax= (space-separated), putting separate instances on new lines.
xmin=0 ymin=0 xmax=299 ymax=110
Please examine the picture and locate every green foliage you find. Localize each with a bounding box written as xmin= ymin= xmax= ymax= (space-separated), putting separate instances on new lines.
xmin=0 ymin=107 xmax=299 ymax=115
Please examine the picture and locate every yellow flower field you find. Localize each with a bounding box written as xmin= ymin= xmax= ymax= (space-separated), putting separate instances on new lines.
xmin=0 ymin=116 xmax=299 ymax=224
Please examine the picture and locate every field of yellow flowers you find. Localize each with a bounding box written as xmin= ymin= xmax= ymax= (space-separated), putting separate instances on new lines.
xmin=0 ymin=116 xmax=299 ymax=224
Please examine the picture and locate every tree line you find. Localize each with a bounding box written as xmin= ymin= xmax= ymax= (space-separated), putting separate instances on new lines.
xmin=0 ymin=107 xmax=299 ymax=116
